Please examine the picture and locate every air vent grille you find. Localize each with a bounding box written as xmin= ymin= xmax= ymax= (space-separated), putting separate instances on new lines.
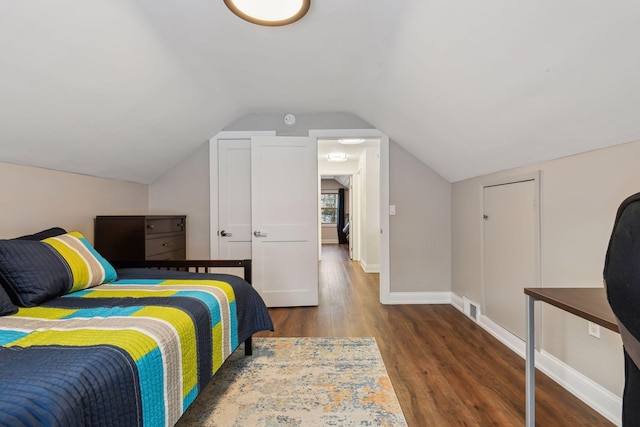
xmin=463 ymin=297 xmax=481 ymax=323
xmin=469 ymin=303 xmax=478 ymax=320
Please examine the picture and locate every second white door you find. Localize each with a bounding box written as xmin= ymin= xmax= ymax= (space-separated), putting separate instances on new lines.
xmin=218 ymin=136 xmax=318 ymax=307
xmin=251 ymin=136 xmax=318 ymax=307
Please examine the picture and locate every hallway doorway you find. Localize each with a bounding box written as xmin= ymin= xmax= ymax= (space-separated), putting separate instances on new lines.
xmin=318 ymin=138 xmax=381 ymax=275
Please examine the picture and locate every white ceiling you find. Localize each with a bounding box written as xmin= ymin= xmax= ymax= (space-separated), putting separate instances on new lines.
xmin=2 ymin=1 xmax=640 ymax=183
xmin=318 ymin=138 xmax=379 ymax=175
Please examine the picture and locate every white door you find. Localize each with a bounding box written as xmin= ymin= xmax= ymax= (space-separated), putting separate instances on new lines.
xmin=251 ymin=136 xmax=319 ymax=307
xmin=483 ymin=179 xmax=539 ymax=340
xmin=218 ymin=139 xmax=252 ymax=260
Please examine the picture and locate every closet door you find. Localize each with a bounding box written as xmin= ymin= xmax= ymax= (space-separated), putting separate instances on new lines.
xmin=483 ymin=179 xmax=539 ymax=340
xmin=218 ymin=139 xmax=252 ymax=260
xmin=251 ymin=136 xmax=319 ymax=307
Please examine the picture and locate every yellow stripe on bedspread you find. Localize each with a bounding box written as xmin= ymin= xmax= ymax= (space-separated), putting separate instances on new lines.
xmin=0 ymin=278 xmax=240 ymax=427
xmin=97 ymin=279 xmax=237 ymax=370
xmin=133 ymin=306 xmax=197 ymax=399
xmin=3 ymin=307 xmax=197 ymax=425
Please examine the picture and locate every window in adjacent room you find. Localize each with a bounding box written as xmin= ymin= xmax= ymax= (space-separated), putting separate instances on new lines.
xmin=321 ymin=193 xmax=338 ymax=224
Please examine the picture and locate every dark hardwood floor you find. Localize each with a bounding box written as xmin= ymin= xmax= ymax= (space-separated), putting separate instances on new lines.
xmin=254 ymin=244 xmax=614 ymax=426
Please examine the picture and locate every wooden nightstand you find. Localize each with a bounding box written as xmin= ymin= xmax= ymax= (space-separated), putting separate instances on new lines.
xmin=94 ymin=215 xmax=186 ymax=261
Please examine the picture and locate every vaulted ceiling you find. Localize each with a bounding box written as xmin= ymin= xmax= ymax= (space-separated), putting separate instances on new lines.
xmin=2 ymin=1 xmax=640 ymax=184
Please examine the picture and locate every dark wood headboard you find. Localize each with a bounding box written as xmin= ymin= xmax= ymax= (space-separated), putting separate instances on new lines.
xmin=110 ymin=259 xmax=252 ymax=285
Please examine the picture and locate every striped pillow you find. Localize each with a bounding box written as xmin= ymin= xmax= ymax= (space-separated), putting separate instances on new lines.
xmin=43 ymin=231 xmax=117 ymax=292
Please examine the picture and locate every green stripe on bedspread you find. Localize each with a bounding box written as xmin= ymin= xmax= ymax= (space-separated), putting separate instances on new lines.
xmin=0 ymin=279 xmax=238 ymax=427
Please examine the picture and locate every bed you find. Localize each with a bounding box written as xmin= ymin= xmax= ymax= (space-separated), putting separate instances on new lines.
xmin=0 ymin=229 xmax=273 ymax=427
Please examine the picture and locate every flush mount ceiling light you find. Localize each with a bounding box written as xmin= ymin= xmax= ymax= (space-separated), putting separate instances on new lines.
xmin=327 ymin=153 xmax=348 ymax=162
xmin=338 ymin=138 xmax=364 ymax=145
xmin=224 ymin=0 xmax=311 ymax=26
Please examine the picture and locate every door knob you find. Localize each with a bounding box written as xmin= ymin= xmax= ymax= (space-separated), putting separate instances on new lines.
xmin=253 ymin=230 xmax=267 ymax=237
xmin=220 ymin=230 xmax=232 ymax=237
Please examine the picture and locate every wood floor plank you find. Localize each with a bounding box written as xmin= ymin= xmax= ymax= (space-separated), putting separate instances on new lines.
xmin=254 ymin=244 xmax=614 ymax=426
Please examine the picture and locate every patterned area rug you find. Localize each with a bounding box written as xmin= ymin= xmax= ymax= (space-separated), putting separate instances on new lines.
xmin=176 ymin=337 xmax=408 ymax=426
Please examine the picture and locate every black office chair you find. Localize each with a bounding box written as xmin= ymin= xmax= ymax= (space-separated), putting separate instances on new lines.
xmin=604 ymin=192 xmax=640 ymax=426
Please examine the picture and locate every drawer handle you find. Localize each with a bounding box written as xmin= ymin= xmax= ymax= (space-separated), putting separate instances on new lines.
xmin=162 ymin=242 xmax=175 ymax=247
xmin=147 ymin=224 xmax=155 ymax=230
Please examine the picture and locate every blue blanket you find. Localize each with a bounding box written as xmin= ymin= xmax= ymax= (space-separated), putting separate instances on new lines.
xmin=0 ymin=270 xmax=273 ymax=427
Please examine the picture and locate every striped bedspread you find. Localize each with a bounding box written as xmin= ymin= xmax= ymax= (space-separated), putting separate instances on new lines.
xmin=0 ymin=277 xmax=251 ymax=427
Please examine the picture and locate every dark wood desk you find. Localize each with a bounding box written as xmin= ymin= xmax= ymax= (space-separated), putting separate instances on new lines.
xmin=523 ymin=287 xmax=618 ymax=427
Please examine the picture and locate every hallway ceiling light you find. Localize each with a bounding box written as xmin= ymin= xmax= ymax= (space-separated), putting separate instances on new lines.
xmin=224 ymin=0 xmax=311 ymax=26
xmin=338 ymin=138 xmax=364 ymax=145
xmin=327 ymin=153 xmax=348 ymax=162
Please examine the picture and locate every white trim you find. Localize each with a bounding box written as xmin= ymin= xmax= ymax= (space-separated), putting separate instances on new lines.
xmin=537 ymin=350 xmax=621 ymax=426
xmin=388 ymin=291 xmax=452 ymax=305
xmin=360 ymin=261 xmax=380 ymax=273
xmin=208 ymin=139 xmax=219 ymax=260
xmin=451 ymin=293 xmax=621 ymax=426
xmin=212 ymin=130 xmax=276 ymax=139
xmin=451 ymin=293 xmax=464 ymax=312
xmin=480 ymin=313 xmax=526 ymax=357
xmin=309 ymin=129 xmax=390 ymax=305
xmin=481 ymin=171 xmax=541 ymax=189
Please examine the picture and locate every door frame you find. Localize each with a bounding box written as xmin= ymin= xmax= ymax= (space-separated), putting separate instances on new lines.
xmin=310 ymin=129 xmax=390 ymax=305
xmin=480 ymin=171 xmax=542 ymax=349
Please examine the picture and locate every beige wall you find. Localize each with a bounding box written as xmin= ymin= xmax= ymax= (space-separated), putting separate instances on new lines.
xmin=148 ymin=142 xmax=210 ymax=259
xmin=450 ymin=140 xmax=640 ymax=397
xmin=0 ymin=162 xmax=148 ymax=242
xmin=390 ymin=141 xmax=451 ymax=292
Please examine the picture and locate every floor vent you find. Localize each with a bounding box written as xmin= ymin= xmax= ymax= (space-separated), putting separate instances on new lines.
xmin=463 ymin=297 xmax=481 ymax=323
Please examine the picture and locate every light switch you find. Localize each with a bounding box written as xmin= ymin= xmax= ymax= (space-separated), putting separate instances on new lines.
xmin=389 ymin=205 xmax=396 ymax=215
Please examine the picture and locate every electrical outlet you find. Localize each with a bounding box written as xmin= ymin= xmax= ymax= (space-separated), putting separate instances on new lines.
xmin=588 ymin=322 xmax=601 ymax=338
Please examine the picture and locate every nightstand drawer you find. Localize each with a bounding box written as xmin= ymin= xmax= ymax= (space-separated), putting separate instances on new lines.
xmin=146 ymin=248 xmax=186 ymax=261
xmin=146 ymin=217 xmax=185 ymax=235
xmin=145 ymin=235 xmax=186 ymax=258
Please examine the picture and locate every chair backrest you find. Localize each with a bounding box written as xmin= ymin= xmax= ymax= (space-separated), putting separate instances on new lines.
xmin=604 ymin=191 xmax=640 ymax=368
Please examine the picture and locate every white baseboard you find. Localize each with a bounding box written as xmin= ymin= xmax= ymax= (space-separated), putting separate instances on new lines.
xmin=388 ymin=291 xmax=452 ymax=305
xmin=451 ymin=293 xmax=464 ymax=312
xmin=450 ymin=293 xmax=621 ymax=426
xmin=360 ymin=261 xmax=380 ymax=273
xmin=537 ymin=349 xmax=621 ymax=426
xmin=479 ymin=314 xmax=526 ymax=357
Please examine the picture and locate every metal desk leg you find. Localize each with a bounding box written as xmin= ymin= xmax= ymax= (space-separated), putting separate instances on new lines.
xmin=526 ymin=294 xmax=536 ymax=427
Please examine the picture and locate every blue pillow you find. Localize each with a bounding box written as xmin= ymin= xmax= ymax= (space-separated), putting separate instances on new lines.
xmin=0 ymin=285 xmax=18 ymax=316
xmin=14 ymin=227 xmax=67 ymax=241
xmin=0 ymin=231 xmax=117 ymax=307
xmin=0 ymin=239 xmax=72 ymax=306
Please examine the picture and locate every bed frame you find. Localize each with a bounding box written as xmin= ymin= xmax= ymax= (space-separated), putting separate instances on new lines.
xmin=111 ymin=259 xmax=254 ymax=355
